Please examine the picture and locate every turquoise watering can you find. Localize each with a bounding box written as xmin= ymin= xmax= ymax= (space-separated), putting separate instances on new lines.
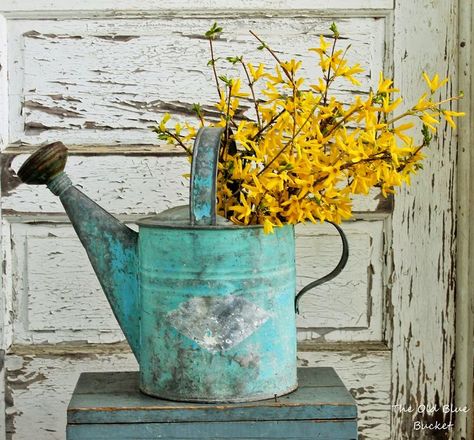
xmin=17 ymin=127 xmax=348 ymax=402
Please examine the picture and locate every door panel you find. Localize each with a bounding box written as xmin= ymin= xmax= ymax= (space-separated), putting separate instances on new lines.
xmin=6 ymin=17 xmax=385 ymax=145
xmin=0 ymin=1 xmax=459 ymax=439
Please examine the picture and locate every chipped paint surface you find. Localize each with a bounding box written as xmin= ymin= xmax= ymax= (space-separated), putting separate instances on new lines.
xmin=0 ymin=0 xmax=394 ymax=14
xmin=8 ymin=220 xmax=384 ymax=345
xmin=0 ymin=2 xmax=461 ymax=439
xmin=5 ymin=17 xmax=385 ymax=146
xmin=4 ymin=154 xmax=384 ymax=215
xmin=5 ymin=347 xmax=388 ymax=440
xmin=5 ymin=351 xmax=139 ymax=440
xmin=298 ymin=349 xmax=391 ymax=440
xmin=389 ymin=1 xmax=459 ymax=438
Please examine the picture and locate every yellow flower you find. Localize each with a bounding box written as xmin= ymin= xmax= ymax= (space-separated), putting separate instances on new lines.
xmin=443 ymin=110 xmax=465 ymax=128
xmin=230 ymin=78 xmax=250 ymax=98
xmin=392 ymin=122 xmax=414 ymax=145
xmin=155 ymin=25 xmax=464 ymax=232
xmin=421 ymin=111 xmax=440 ymax=132
xmin=377 ymin=73 xmax=399 ymax=94
xmin=309 ymin=35 xmax=330 ymax=55
xmin=247 ymin=63 xmax=266 ymax=81
xmin=422 ymin=72 xmax=448 ymax=93
xmin=263 ymin=218 xmax=275 ymax=234
xmin=230 ymin=193 xmax=253 ymax=224
xmin=159 ymin=113 xmax=171 ymax=131
xmin=381 ymin=96 xmax=402 ymax=113
xmin=414 ymin=93 xmax=431 ymax=111
xmin=341 ymin=64 xmax=364 ymax=86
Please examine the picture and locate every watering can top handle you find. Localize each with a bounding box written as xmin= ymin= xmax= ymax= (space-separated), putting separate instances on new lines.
xmin=190 ymin=127 xmax=225 ymax=226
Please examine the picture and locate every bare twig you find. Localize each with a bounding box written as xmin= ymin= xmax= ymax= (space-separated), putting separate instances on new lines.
xmin=162 ymin=131 xmax=193 ymax=156
xmin=249 ymin=30 xmax=296 ymax=87
xmin=322 ymin=35 xmax=338 ymax=106
xmin=239 ymin=60 xmax=262 ymax=129
xmin=208 ymin=39 xmax=223 ymax=100
xmin=251 ymin=108 xmax=287 ymax=141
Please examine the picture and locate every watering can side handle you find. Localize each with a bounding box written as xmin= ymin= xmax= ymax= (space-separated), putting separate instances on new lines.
xmin=190 ymin=127 xmax=225 ymax=226
xmin=294 ymin=221 xmax=349 ymax=314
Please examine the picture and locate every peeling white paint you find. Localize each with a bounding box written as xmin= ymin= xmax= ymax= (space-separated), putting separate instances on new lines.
xmin=0 ymin=1 xmax=461 ymax=439
xmin=0 ymin=0 xmax=394 ymax=14
xmin=5 ymin=352 xmax=139 ymax=440
xmin=5 ymin=349 xmax=390 ymax=440
xmin=5 ymin=17 xmax=385 ymax=146
xmin=390 ymin=1 xmax=458 ymax=438
xmin=299 ymin=350 xmax=391 ymax=440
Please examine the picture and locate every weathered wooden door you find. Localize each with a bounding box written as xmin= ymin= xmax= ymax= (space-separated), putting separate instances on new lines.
xmin=0 ymin=1 xmax=468 ymax=439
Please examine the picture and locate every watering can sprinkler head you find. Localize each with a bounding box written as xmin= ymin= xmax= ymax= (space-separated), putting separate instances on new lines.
xmin=18 ymin=141 xmax=68 ymax=185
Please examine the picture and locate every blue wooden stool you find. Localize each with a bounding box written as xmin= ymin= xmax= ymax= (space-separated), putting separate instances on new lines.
xmin=66 ymin=367 xmax=357 ymax=439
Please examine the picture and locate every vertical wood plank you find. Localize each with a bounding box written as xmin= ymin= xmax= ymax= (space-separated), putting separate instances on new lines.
xmin=0 ymin=13 xmax=9 ymax=440
xmin=0 ymin=359 xmax=4 ymax=440
xmin=0 ymin=13 xmax=7 ymax=149
xmin=391 ymin=1 xmax=458 ymax=438
xmin=455 ymin=1 xmax=474 ymax=439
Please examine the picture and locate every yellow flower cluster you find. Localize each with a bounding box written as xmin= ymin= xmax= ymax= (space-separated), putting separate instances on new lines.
xmin=154 ymin=24 xmax=464 ymax=233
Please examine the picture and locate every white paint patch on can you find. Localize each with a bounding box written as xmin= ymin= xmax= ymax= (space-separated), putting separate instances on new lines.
xmin=166 ymin=295 xmax=270 ymax=353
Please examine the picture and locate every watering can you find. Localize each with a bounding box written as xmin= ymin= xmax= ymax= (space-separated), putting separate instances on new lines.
xmin=17 ymin=127 xmax=348 ymax=403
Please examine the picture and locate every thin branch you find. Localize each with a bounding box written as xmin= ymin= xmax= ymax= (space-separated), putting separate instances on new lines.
xmin=323 ymin=105 xmax=363 ymax=138
xmin=322 ymin=35 xmax=338 ymax=106
xmin=161 ymin=131 xmax=193 ymax=156
xmin=396 ymin=144 xmax=425 ymax=172
xmin=224 ymin=82 xmax=233 ymax=154
xmin=208 ymin=39 xmax=223 ymax=100
xmin=385 ymin=95 xmax=463 ymax=126
xmin=239 ymin=60 xmax=262 ymax=129
xmin=313 ymin=151 xmax=392 ymax=186
xmin=249 ymin=30 xmax=295 ymax=87
xmin=251 ymin=108 xmax=286 ymax=141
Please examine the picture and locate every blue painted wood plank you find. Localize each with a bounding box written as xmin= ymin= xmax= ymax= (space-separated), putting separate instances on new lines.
xmin=67 ymin=368 xmax=357 ymax=424
xmin=68 ymin=391 xmax=356 ymax=424
xmin=67 ymin=420 xmax=358 ymax=440
xmin=71 ymin=368 xmax=345 ymax=395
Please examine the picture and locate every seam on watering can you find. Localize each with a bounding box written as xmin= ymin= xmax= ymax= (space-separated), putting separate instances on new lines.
xmin=47 ymin=171 xmax=73 ymax=196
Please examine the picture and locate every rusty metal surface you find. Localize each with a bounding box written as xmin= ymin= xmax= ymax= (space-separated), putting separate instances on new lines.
xmin=17 ymin=141 xmax=67 ymax=185
xmin=17 ymin=146 xmax=141 ymax=360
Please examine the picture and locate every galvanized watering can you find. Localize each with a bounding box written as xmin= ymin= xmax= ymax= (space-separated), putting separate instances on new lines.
xmin=18 ymin=127 xmax=348 ymax=403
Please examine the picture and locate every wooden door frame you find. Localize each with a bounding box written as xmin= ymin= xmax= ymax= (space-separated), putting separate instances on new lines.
xmin=391 ymin=1 xmax=472 ymax=438
xmin=456 ymin=0 xmax=474 ymax=438
xmin=0 ymin=2 xmax=471 ymax=439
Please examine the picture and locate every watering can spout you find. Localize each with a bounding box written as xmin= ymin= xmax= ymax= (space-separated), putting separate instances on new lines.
xmin=17 ymin=142 xmax=141 ymax=359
